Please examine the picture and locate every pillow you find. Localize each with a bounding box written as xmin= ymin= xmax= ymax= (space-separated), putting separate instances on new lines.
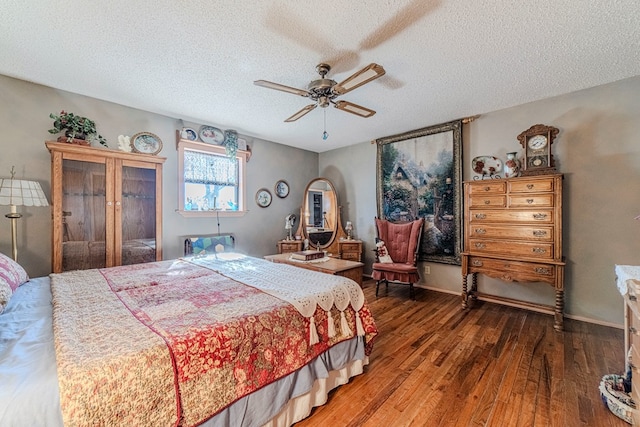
xmin=0 ymin=278 xmax=11 ymax=314
xmin=0 ymin=252 xmax=29 ymax=291
xmin=375 ymin=240 xmax=394 ymax=264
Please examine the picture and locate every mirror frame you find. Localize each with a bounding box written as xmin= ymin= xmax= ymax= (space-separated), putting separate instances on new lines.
xmin=297 ymin=177 xmax=346 ymax=254
xmin=375 ymin=119 xmax=462 ymax=265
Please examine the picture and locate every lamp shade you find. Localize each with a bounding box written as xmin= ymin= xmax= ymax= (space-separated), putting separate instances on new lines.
xmin=0 ymin=178 xmax=49 ymax=207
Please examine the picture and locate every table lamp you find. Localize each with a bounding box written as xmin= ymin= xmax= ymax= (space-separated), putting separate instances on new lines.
xmin=345 ymin=221 xmax=353 ymax=240
xmin=0 ymin=167 xmax=49 ymax=261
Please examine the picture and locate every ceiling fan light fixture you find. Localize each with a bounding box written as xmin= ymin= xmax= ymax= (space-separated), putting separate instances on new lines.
xmin=334 ymin=100 xmax=376 ymax=118
xmin=318 ymin=96 xmax=330 ymax=108
xmin=332 ymin=63 xmax=385 ymax=95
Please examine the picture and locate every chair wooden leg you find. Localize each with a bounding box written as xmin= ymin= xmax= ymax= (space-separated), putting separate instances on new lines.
xmin=409 ymin=283 xmax=414 ymax=299
xmin=376 ymin=280 xmax=380 ymax=296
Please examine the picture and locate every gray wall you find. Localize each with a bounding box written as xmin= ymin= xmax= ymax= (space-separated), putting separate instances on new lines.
xmin=322 ymin=75 xmax=640 ymax=326
xmin=2 ymin=72 xmax=639 ymax=326
xmin=0 ymin=74 xmax=318 ymax=278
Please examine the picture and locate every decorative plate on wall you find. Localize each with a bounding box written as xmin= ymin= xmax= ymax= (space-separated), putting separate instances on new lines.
xmin=255 ymin=188 xmax=272 ymax=208
xmin=130 ymin=132 xmax=163 ymax=155
xmin=181 ymin=127 xmax=198 ymax=141
xmin=275 ymin=180 xmax=289 ymax=198
xmin=199 ymin=126 xmax=225 ymax=145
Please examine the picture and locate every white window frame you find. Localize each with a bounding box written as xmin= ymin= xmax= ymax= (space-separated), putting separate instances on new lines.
xmin=178 ymin=139 xmax=248 ymax=217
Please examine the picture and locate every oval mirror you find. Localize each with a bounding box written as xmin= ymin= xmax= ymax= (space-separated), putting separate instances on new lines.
xmin=302 ymin=178 xmax=338 ymax=249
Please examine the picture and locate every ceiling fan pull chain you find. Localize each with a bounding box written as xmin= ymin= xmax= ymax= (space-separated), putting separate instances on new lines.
xmin=322 ymin=108 xmax=328 ymax=140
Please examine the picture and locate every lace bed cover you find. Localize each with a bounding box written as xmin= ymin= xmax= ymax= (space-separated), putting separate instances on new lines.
xmin=188 ymin=253 xmax=366 ymax=344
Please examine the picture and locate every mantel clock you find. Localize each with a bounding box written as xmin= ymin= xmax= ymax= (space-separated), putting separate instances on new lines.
xmin=517 ymin=124 xmax=559 ymax=176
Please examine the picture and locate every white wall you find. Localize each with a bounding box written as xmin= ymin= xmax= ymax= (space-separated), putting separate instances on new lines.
xmin=323 ymin=76 xmax=640 ymax=326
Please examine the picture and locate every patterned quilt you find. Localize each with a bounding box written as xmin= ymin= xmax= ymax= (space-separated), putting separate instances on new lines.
xmin=50 ymin=255 xmax=377 ymax=427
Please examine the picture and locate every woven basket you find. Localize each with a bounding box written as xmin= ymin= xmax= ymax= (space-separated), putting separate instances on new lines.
xmin=599 ymin=374 xmax=635 ymax=424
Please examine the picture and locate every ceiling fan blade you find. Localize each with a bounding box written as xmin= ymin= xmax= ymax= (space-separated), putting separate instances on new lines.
xmin=359 ymin=0 xmax=440 ymax=50
xmin=285 ymin=104 xmax=317 ymax=122
xmin=334 ymin=100 xmax=376 ymax=118
xmin=254 ymin=80 xmax=310 ymax=97
xmin=332 ymin=63 xmax=386 ymax=95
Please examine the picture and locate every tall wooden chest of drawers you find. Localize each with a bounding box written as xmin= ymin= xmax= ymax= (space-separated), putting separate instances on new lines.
xmin=461 ymin=174 xmax=565 ymax=331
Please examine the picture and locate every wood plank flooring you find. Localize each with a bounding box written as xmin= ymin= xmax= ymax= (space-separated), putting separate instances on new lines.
xmin=295 ymin=279 xmax=628 ymax=427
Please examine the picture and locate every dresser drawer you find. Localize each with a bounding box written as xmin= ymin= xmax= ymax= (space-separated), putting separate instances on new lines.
xmin=467 ymin=256 xmax=557 ymax=283
xmin=467 ymin=238 xmax=554 ymax=260
xmin=468 ymin=195 xmax=507 ymax=208
xmin=508 ymin=194 xmax=554 ymax=208
xmin=468 ymin=209 xmax=555 ymax=224
xmin=468 ymin=225 xmax=554 ymax=241
xmin=339 ymin=240 xmax=362 ymax=262
xmin=341 ymin=252 xmax=361 ymax=261
xmin=278 ymin=241 xmax=302 ymax=253
xmin=467 ymin=181 xmax=506 ymax=194
xmin=340 ymin=242 xmax=361 ymax=252
xmin=508 ymin=177 xmax=555 ymax=193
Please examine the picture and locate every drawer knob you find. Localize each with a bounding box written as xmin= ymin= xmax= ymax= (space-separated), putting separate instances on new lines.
xmin=475 ymin=213 xmax=486 ymax=219
xmin=527 ymin=184 xmax=534 ymax=189
xmin=474 ymin=243 xmax=486 ymax=249
xmin=532 ymin=247 xmax=547 ymax=254
xmin=533 ymin=230 xmax=547 ymax=237
xmin=484 ymin=200 xmax=491 ymax=205
xmin=483 ymin=186 xmax=490 ymax=191
xmin=534 ymin=267 xmax=551 ymax=275
xmin=526 ymin=199 xmax=534 ymax=204
xmin=533 ymin=213 xmax=547 ymax=220
xmin=474 ymin=228 xmax=486 ymax=235
xmin=630 ymin=295 xmax=638 ymax=301
xmin=471 ymin=260 xmax=483 ymax=267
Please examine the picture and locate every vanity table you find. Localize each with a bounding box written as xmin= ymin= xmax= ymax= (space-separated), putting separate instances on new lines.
xmin=286 ymin=177 xmax=357 ymax=260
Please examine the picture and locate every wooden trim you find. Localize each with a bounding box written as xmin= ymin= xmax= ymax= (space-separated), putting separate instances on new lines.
xmin=46 ymin=141 xmax=166 ymax=164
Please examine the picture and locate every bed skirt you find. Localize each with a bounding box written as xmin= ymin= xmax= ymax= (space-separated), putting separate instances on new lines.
xmin=263 ymin=357 xmax=367 ymax=426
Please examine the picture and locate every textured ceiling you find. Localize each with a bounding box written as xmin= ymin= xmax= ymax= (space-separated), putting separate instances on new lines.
xmin=1 ymin=0 xmax=639 ymax=153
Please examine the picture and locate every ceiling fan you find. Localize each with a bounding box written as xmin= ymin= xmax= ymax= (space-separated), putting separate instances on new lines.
xmin=254 ymin=63 xmax=385 ymax=122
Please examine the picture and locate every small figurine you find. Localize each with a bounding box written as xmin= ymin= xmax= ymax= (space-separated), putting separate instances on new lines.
xmin=117 ymin=135 xmax=132 ymax=152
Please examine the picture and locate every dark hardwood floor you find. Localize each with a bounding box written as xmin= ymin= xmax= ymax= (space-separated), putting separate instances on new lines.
xmin=295 ymin=279 xmax=628 ymax=427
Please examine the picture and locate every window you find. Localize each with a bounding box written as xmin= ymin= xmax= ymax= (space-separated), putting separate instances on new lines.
xmin=178 ymin=140 xmax=248 ymax=217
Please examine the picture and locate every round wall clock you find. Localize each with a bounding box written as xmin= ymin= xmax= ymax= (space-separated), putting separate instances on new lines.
xmin=255 ymin=188 xmax=272 ymax=208
xmin=517 ymin=124 xmax=559 ymax=176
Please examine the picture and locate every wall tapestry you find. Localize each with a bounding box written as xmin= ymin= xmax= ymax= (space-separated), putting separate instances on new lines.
xmin=376 ymin=120 xmax=462 ymax=265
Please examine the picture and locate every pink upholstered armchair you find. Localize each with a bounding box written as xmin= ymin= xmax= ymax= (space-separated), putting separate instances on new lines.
xmin=372 ymin=217 xmax=424 ymax=298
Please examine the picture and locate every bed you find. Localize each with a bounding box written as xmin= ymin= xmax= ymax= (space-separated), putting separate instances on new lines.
xmin=0 ymin=252 xmax=377 ymax=426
